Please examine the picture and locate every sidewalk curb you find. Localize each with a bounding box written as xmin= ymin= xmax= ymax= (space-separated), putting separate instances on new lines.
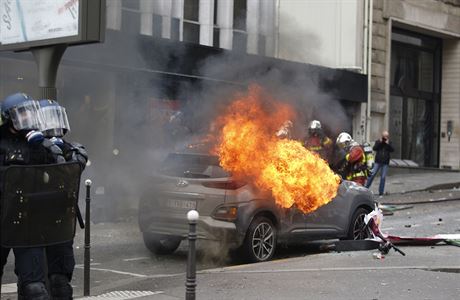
xmin=386 ymin=181 xmax=460 ymax=196
xmin=381 ymin=197 xmax=460 ymax=206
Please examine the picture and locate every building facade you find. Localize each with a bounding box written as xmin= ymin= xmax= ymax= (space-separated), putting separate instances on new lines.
xmin=369 ymin=0 xmax=460 ymax=169
xmin=1 ymin=0 xmax=458 ymax=219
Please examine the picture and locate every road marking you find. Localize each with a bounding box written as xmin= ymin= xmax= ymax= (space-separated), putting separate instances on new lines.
xmin=1 ymin=283 xmax=17 ymax=293
xmin=77 ymin=290 xmax=164 ymax=299
xmin=75 ymin=263 xmax=101 ymax=268
xmin=122 ymin=257 xmax=149 ymax=262
xmin=382 ymin=227 xmax=394 ymax=231
xmin=200 ymin=265 xmax=460 ymax=275
xmin=74 ymin=266 xmax=148 ymax=278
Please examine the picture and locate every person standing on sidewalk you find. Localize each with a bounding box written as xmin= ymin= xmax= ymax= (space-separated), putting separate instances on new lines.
xmin=365 ymin=131 xmax=394 ymax=196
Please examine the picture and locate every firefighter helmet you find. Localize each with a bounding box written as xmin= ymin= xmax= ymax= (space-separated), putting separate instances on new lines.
xmin=336 ymin=132 xmax=353 ymax=149
xmin=308 ymin=120 xmax=321 ymax=130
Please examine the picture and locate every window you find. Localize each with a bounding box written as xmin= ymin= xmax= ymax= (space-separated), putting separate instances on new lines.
xmin=233 ymin=0 xmax=247 ymax=31
xmin=152 ymin=14 xmax=162 ymax=38
xmin=183 ymin=0 xmax=200 ymax=43
xmin=213 ymin=27 xmax=220 ymax=47
xmin=121 ymin=0 xmax=141 ymax=34
xmin=171 ymin=18 xmax=180 ymax=41
xmin=184 ymin=0 xmax=199 ymax=21
xmin=183 ymin=23 xmax=200 ymax=43
xmin=232 ymin=0 xmax=247 ymax=51
xmin=213 ymin=0 xmax=219 ymax=47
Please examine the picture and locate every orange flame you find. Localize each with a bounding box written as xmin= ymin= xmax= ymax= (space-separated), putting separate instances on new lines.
xmin=216 ymin=85 xmax=340 ymax=213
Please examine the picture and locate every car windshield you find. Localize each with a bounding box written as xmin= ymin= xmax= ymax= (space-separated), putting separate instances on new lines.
xmin=159 ymin=153 xmax=230 ymax=179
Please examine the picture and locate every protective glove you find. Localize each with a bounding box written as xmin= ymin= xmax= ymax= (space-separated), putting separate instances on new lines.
xmin=42 ymin=139 xmax=66 ymax=163
xmin=50 ymin=137 xmax=65 ymax=147
xmin=25 ymin=130 xmax=44 ymax=145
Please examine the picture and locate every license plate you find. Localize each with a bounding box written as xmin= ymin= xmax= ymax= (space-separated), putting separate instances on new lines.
xmin=165 ymin=199 xmax=196 ymax=210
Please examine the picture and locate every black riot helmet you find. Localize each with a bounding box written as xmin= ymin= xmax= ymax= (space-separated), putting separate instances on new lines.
xmin=38 ymin=99 xmax=70 ymax=138
xmin=1 ymin=93 xmax=44 ymax=131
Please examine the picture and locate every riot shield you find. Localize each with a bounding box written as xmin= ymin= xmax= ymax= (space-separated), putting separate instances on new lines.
xmin=0 ymin=162 xmax=82 ymax=247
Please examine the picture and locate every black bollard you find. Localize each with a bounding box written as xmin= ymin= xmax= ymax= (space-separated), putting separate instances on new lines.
xmin=185 ymin=210 xmax=199 ymax=300
xmin=83 ymin=179 xmax=92 ymax=296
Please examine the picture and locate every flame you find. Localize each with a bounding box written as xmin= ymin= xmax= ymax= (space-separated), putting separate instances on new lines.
xmin=216 ymin=85 xmax=340 ymax=213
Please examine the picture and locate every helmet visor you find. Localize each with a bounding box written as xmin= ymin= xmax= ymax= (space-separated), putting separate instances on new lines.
xmin=40 ymin=105 xmax=70 ymax=137
xmin=9 ymin=101 xmax=44 ymax=131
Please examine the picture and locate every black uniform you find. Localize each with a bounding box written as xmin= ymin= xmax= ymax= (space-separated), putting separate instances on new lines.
xmin=45 ymin=139 xmax=87 ymax=299
xmin=0 ymin=125 xmax=64 ymax=298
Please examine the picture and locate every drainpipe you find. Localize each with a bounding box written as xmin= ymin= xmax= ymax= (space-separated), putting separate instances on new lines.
xmin=363 ymin=0 xmax=368 ymax=75
xmin=366 ymin=0 xmax=373 ymax=142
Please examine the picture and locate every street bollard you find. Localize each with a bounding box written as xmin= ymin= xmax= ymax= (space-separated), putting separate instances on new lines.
xmin=185 ymin=210 xmax=199 ymax=300
xmin=84 ymin=179 xmax=92 ymax=296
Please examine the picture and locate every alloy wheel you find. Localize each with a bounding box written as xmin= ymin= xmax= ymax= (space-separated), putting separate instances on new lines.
xmin=251 ymin=222 xmax=275 ymax=261
xmin=352 ymin=212 xmax=370 ymax=240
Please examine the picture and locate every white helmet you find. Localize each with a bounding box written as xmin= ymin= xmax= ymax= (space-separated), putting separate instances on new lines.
xmin=336 ymin=132 xmax=353 ymax=148
xmin=309 ymin=120 xmax=321 ymax=130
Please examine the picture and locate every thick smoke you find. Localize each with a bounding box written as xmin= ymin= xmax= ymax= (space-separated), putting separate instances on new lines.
xmin=54 ymin=25 xmax=350 ymax=225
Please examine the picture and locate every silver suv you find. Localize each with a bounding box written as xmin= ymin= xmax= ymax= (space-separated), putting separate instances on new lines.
xmin=138 ymin=152 xmax=375 ymax=262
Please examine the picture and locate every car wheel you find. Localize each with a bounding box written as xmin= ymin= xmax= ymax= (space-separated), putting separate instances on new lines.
xmin=347 ymin=207 xmax=372 ymax=240
xmin=142 ymin=233 xmax=181 ymax=255
xmin=243 ymin=216 xmax=277 ymax=263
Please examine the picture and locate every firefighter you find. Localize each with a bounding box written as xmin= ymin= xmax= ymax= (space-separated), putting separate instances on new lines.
xmin=335 ymin=132 xmax=368 ymax=185
xmin=39 ymin=99 xmax=88 ymax=299
xmin=303 ymin=120 xmax=333 ymax=161
xmin=0 ymin=93 xmax=65 ymax=299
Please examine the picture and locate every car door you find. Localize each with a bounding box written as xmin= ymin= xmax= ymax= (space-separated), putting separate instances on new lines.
xmin=303 ymin=182 xmax=353 ymax=238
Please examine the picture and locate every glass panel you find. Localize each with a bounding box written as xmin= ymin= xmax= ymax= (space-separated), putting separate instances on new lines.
xmin=430 ymin=101 xmax=439 ymax=167
xmin=392 ymin=32 xmax=422 ymax=47
xmin=233 ymin=0 xmax=247 ymax=31
xmin=152 ymin=14 xmax=162 ymax=38
xmin=392 ymin=29 xmax=441 ymax=50
xmin=183 ymin=22 xmax=200 ymax=43
xmin=213 ymin=27 xmax=220 ymax=47
xmin=391 ymin=46 xmax=435 ymax=93
xmin=405 ymin=98 xmax=434 ymax=166
xmin=184 ymin=0 xmax=199 ymax=21
xmin=389 ymin=95 xmax=403 ymax=159
xmin=171 ymin=18 xmax=180 ymax=40
xmin=214 ymin=0 xmax=218 ymax=25
xmin=418 ymin=51 xmax=433 ymax=92
xmin=391 ymin=46 xmax=418 ymax=94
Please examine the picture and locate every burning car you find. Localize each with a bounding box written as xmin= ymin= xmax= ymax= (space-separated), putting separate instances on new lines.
xmin=138 ymin=85 xmax=375 ymax=262
xmin=138 ymin=151 xmax=375 ymax=262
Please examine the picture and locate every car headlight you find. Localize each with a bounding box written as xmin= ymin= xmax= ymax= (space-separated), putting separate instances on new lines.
xmin=212 ymin=205 xmax=238 ymax=221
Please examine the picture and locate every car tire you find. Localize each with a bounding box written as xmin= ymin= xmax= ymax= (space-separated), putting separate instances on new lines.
xmin=242 ymin=216 xmax=277 ymax=263
xmin=142 ymin=233 xmax=181 ymax=255
xmin=347 ymin=207 xmax=372 ymax=240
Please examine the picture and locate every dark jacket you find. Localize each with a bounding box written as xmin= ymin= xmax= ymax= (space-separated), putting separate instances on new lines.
xmin=0 ymin=125 xmax=57 ymax=167
xmin=373 ymin=139 xmax=394 ymax=165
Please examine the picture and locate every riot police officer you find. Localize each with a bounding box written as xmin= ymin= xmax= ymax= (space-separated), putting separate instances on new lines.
xmin=39 ymin=99 xmax=88 ymax=299
xmin=0 ymin=93 xmax=65 ymax=299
